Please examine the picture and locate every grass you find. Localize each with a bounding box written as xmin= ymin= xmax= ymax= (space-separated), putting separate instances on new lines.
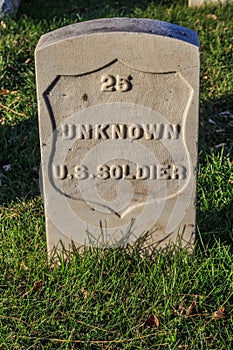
xmin=0 ymin=0 xmax=233 ymax=348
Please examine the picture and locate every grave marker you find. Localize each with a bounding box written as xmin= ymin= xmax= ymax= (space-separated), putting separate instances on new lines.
xmin=35 ymin=18 xmax=200 ymax=254
xmin=188 ymin=0 xmax=232 ymax=6
xmin=0 ymin=0 xmax=20 ymax=18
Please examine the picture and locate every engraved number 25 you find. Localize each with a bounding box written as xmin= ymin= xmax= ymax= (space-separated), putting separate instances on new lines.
xmin=101 ymin=74 xmax=132 ymax=92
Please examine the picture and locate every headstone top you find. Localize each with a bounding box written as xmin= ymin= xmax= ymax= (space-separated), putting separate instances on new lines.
xmin=37 ymin=18 xmax=200 ymax=50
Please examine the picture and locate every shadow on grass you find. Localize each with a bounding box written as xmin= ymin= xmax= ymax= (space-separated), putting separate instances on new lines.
xmin=197 ymin=93 xmax=233 ymax=247
xmin=199 ymin=93 xmax=233 ymax=157
xmin=197 ymin=201 xmax=233 ymax=248
xmin=18 ymin=0 xmax=186 ymax=21
xmin=0 ymin=118 xmax=40 ymax=204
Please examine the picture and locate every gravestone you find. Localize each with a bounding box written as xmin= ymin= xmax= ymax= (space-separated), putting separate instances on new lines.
xmin=0 ymin=0 xmax=20 ymax=18
xmin=35 ymin=18 xmax=200 ymax=254
xmin=188 ymin=0 xmax=232 ymax=6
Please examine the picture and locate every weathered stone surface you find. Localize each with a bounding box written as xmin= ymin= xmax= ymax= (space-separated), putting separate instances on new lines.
xmin=189 ymin=0 xmax=232 ymax=6
xmin=0 ymin=0 xmax=20 ymax=17
xmin=35 ymin=18 xmax=200 ymax=254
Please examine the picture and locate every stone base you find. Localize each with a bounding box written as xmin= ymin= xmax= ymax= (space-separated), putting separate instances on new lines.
xmin=189 ymin=0 xmax=232 ymax=6
xmin=0 ymin=0 xmax=21 ymax=18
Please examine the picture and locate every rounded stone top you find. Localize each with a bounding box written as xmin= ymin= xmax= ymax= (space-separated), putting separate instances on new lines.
xmin=37 ymin=18 xmax=200 ymax=50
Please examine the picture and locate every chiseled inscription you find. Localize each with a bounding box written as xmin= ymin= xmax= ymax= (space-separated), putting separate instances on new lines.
xmin=101 ymin=74 xmax=132 ymax=92
xmin=53 ymin=163 xmax=187 ymax=181
xmin=61 ymin=123 xmax=180 ymax=140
